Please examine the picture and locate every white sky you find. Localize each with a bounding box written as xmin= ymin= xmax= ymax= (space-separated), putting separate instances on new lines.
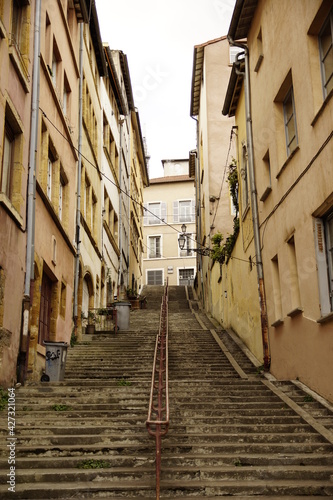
xmin=95 ymin=0 xmax=236 ymax=179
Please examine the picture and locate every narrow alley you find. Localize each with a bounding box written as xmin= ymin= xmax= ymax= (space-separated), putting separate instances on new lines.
xmin=1 ymin=286 xmax=333 ymax=498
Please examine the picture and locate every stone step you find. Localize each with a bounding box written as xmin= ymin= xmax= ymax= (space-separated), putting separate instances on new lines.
xmin=11 ymin=431 xmax=327 ymax=448
xmin=2 ymin=464 xmax=333 ymax=485
xmin=1 ymin=441 xmax=331 ymax=459
xmin=2 ymin=478 xmax=333 ymax=499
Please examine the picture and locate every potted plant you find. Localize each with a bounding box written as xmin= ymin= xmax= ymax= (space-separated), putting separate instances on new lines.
xmin=126 ymin=288 xmax=140 ymax=309
xmin=86 ymin=310 xmax=95 ymax=334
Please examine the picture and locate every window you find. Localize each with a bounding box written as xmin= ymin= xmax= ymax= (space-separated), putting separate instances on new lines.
xmin=144 ymin=202 xmax=166 ymax=225
xmin=147 ymin=269 xmax=163 ymax=285
xmin=260 ymin=150 xmax=272 ymax=202
xmin=179 ymin=268 xmax=194 ymax=286
xmin=59 ymin=174 xmax=65 ymax=220
xmin=148 ymin=236 xmax=161 ymax=259
xmin=283 ymin=87 xmax=298 ymax=156
xmin=63 ymin=73 xmax=71 ymax=118
xmin=271 ymin=255 xmax=283 ymax=326
xmin=254 ymin=28 xmax=264 ymax=72
xmin=319 ymin=9 xmax=333 ymax=98
xmin=315 ymin=211 xmax=333 ymax=316
xmin=173 ymin=199 xmax=195 ymax=223
xmin=179 ymin=233 xmax=193 ymax=257
xmin=9 ymin=0 xmax=30 ymax=87
xmin=179 ymin=200 xmax=192 ymax=223
xmin=1 ymin=124 xmax=14 ymax=200
xmin=51 ymin=38 xmax=61 ymax=89
xmin=60 ymin=281 xmax=66 ymax=318
xmin=47 ymin=150 xmax=54 ymax=200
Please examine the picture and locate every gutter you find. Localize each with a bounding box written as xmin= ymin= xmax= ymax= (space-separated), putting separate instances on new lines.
xmin=227 ymin=36 xmax=271 ymax=371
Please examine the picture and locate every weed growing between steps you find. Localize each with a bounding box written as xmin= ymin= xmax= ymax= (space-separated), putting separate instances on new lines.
xmin=0 ymin=387 xmax=8 ymax=410
xmin=51 ymin=404 xmax=72 ymax=411
xmin=77 ymin=459 xmax=110 ymax=469
xmin=117 ymin=378 xmax=132 ymax=386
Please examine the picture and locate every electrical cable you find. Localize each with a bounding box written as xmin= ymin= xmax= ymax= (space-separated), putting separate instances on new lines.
xmin=40 ymin=107 xmax=205 ymax=250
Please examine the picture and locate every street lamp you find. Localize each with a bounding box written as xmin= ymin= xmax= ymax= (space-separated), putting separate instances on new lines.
xmin=178 ymin=224 xmax=187 ymax=250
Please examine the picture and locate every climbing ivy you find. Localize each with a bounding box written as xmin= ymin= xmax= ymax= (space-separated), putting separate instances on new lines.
xmin=211 ymin=159 xmax=239 ymax=264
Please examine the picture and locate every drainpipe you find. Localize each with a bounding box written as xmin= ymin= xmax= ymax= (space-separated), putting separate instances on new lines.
xmin=228 ymin=37 xmax=271 ymax=370
xmin=127 ymin=114 xmax=131 ymax=289
xmin=18 ymin=0 xmax=42 ymax=384
xmin=191 ymin=116 xmax=204 ymax=307
xmin=73 ymin=23 xmax=84 ymax=336
xmin=117 ymin=116 xmax=125 ymax=296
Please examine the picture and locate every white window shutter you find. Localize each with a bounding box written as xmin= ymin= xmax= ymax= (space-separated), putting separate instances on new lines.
xmin=314 ymin=217 xmax=331 ymax=316
xmin=161 ymin=202 xmax=167 ymax=223
xmin=173 ymin=200 xmax=179 ymax=223
xmin=143 ymin=203 xmax=148 ymax=225
xmin=191 ymin=199 xmax=195 ymax=222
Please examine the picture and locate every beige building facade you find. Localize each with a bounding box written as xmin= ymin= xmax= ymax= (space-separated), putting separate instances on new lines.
xmin=27 ymin=0 xmax=86 ymax=378
xmin=227 ymin=0 xmax=333 ymax=402
xmin=143 ymin=160 xmax=196 ymax=287
xmin=190 ymin=36 xmax=236 ymax=312
xmin=0 ymin=0 xmax=148 ymax=384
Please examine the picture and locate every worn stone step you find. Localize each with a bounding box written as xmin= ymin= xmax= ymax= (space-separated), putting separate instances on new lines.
xmin=2 ymin=464 xmax=333 ymax=485
xmin=1 ymin=478 xmax=333 ymax=499
xmin=12 ymin=430 xmax=327 ymax=448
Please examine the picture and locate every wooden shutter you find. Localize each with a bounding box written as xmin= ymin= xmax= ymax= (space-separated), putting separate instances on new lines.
xmin=314 ymin=217 xmax=331 ymax=316
xmin=191 ymin=199 xmax=195 ymax=222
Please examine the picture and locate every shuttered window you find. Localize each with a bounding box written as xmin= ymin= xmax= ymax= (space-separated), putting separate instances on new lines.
xmin=147 ymin=270 xmax=163 ymax=285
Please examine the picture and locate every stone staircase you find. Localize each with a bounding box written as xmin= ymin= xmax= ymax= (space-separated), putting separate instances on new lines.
xmin=0 ymin=285 xmax=333 ymax=498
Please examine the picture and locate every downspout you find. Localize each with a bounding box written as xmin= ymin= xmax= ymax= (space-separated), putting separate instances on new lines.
xmin=191 ymin=116 xmax=204 ymax=307
xmin=127 ymin=114 xmax=131 ymax=289
xmin=117 ymin=116 xmax=125 ymax=296
xmin=19 ymin=0 xmax=41 ymax=384
xmin=228 ymin=37 xmax=271 ymax=370
xmin=73 ymin=23 xmax=84 ymax=336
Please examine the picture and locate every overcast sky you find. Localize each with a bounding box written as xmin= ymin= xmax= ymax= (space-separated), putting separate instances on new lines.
xmin=95 ymin=0 xmax=236 ymax=178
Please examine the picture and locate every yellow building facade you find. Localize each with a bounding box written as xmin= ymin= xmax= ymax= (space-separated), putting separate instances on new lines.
xmin=228 ymin=0 xmax=333 ymax=402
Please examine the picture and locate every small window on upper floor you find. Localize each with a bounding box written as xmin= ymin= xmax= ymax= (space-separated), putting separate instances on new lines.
xmin=143 ymin=202 xmax=167 ymax=225
xmin=9 ymin=0 xmax=30 ymax=89
xmin=283 ymin=86 xmax=298 ymax=156
xmin=1 ymin=102 xmax=23 ymax=215
xmin=319 ymin=9 xmax=333 ymax=99
xmin=254 ymin=28 xmax=264 ymax=72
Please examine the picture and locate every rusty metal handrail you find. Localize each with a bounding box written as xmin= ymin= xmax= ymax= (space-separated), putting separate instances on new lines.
xmin=146 ymin=280 xmax=169 ymax=500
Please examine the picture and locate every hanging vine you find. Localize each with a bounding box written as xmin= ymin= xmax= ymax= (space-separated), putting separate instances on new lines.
xmin=211 ymin=158 xmax=239 ymax=264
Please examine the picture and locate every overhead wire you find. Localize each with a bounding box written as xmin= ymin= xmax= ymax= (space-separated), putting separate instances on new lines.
xmin=40 ymin=107 xmax=204 ymax=250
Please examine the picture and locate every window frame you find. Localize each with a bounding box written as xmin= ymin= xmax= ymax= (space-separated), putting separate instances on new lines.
xmin=319 ymin=9 xmax=333 ymax=99
xmin=1 ymin=123 xmax=14 ymax=200
xmin=283 ymin=86 xmax=298 ymax=156
xmin=148 ymin=235 xmax=162 ymax=259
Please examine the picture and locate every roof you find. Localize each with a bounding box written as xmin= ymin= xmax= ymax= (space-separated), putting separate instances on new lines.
xmin=189 ymin=151 xmax=196 ymax=178
xmin=228 ymin=0 xmax=258 ymax=41
xmin=74 ymin=0 xmax=89 ymax=23
xmin=131 ymin=109 xmax=149 ymax=187
xmin=119 ymin=52 xmax=135 ymax=111
xmin=222 ymin=60 xmax=245 ymax=117
xmin=104 ymin=47 xmax=127 ymax=115
xmin=190 ymin=36 xmax=228 ymax=117
xmin=149 ymin=175 xmax=194 ymax=185
xmin=84 ymin=0 xmax=107 ymax=76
